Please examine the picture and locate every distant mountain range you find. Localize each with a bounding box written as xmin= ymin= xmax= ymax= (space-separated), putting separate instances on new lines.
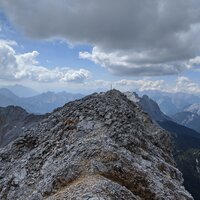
xmin=7 ymin=84 xmax=39 ymax=97
xmin=185 ymin=103 xmax=200 ymax=115
xmin=172 ymin=103 xmax=200 ymax=133
xmin=0 ymin=84 xmax=39 ymax=97
xmin=0 ymin=87 xmax=84 ymax=114
xmin=138 ymin=90 xmax=200 ymax=115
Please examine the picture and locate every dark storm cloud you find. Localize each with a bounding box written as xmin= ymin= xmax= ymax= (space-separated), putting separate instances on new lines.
xmin=1 ymin=0 xmax=200 ymax=76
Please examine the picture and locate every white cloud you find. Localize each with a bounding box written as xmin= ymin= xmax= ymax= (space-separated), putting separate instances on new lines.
xmin=173 ymin=76 xmax=200 ymax=94
xmin=0 ymin=39 xmax=90 ymax=83
xmin=60 ymin=69 xmax=91 ymax=83
xmin=115 ymin=79 xmax=165 ymax=91
xmin=85 ymin=79 xmax=166 ymax=92
xmin=88 ymin=77 xmax=200 ymax=95
xmin=80 ymin=47 xmax=189 ymax=76
xmin=188 ymin=56 xmax=200 ymax=71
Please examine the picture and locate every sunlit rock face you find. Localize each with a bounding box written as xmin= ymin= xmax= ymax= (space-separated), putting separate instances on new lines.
xmin=0 ymin=90 xmax=193 ymax=200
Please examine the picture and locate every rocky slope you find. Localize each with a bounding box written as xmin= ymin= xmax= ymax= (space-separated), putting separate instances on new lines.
xmin=0 ymin=90 xmax=193 ymax=200
xmin=0 ymin=106 xmax=46 ymax=147
xmin=125 ymin=92 xmax=200 ymax=199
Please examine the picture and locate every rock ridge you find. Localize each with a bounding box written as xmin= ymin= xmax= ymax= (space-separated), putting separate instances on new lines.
xmin=0 ymin=90 xmax=193 ymax=199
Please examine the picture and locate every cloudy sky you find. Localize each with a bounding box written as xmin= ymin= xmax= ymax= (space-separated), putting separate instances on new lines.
xmin=0 ymin=0 xmax=200 ymax=94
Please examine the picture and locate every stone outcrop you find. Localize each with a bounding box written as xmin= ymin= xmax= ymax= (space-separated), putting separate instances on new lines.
xmin=0 ymin=90 xmax=193 ymax=199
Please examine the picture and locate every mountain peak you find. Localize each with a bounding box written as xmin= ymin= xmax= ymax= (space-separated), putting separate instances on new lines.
xmin=185 ymin=103 xmax=200 ymax=115
xmin=0 ymin=90 xmax=193 ymax=199
xmin=6 ymin=84 xmax=39 ymax=97
xmin=125 ymin=91 xmax=171 ymax=122
xmin=0 ymin=88 xmax=18 ymax=98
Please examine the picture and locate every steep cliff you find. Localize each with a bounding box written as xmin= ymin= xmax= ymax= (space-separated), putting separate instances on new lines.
xmin=0 ymin=90 xmax=193 ymax=200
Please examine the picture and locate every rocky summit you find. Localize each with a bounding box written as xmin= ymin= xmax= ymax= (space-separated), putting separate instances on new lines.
xmin=0 ymin=90 xmax=193 ymax=200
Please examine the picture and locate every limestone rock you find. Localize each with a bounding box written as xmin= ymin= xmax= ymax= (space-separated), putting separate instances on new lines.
xmin=0 ymin=90 xmax=193 ymax=199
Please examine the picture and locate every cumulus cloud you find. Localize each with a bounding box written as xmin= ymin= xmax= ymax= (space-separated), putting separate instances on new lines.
xmin=1 ymin=0 xmax=200 ymax=76
xmin=116 ymin=77 xmax=200 ymax=94
xmin=115 ymin=79 xmax=165 ymax=91
xmin=0 ymin=39 xmax=90 ymax=82
xmin=173 ymin=76 xmax=200 ymax=94
xmin=188 ymin=56 xmax=200 ymax=71
xmin=87 ymin=79 xmax=166 ymax=92
xmin=79 ymin=47 xmax=189 ymax=76
xmin=89 ymin=77 xmax=200 ymax=94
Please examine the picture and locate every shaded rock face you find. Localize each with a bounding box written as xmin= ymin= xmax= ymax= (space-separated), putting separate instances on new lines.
xmin=176 ymin=149 xmax=200 ymax=200
xmin=0 ymin=90 xmax=193 ymax=200
xmin=139 ymin=95 xmax=172 ymax=122
xmin=125 ymin=92 xmax=171 ymax=122
xmin=0 ymin=106 xmax=46 ymax=147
